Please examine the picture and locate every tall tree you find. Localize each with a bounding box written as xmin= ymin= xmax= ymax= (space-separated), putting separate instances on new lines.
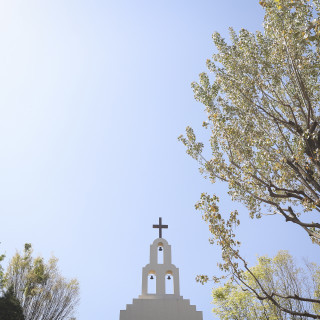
xmin=0 ymin=247 xmax=25 ymax=320
xmin=212 ymin=251 xmax=320 ymax=320
xmin=179 ymin=0 xmax=320 ymax=318
xmin=4 ymin=244 xmax=79 ymax=320
xmin=0 ymin=287 xmax=25 ymax=320
xmin=0 ymin=249 xmax=5 ymax=292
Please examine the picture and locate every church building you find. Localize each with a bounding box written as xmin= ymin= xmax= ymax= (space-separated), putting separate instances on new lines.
xmin=119 ymin=217 xmax=203 ymax=320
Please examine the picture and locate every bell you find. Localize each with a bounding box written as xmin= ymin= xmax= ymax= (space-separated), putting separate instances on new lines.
xmin=159 ymin=247 xmax=163 ymax=251
xmin=167 ymin=275 xmax=171 ymax=280
xmin=150 ymin=275 xmax=154 ymax=280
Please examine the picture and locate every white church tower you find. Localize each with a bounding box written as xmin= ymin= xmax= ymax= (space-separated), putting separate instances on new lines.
xmin=119 ymin=217 xmax=203 ymax=320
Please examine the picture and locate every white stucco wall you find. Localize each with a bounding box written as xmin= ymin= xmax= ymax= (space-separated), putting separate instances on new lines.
xmin=119 ymin=236 xmax=203 ymax=320
xmin=141 ymin=238 xmax=180 ymax=298
xmin=119 ymin=298 xmax=203 ymax=320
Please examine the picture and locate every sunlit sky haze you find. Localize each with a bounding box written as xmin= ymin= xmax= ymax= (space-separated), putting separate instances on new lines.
xmin=0 ymin=1 xmax=318 ymax=319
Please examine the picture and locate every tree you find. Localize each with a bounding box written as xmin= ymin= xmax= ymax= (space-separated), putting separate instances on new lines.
xmin=4 ymin=244 xmax=79 ymax=320
xmin=0 ymin=248 xmax=5 ymax=291
xmin=0 ymin=287 xmax=25 ymax=320
xmin=0 ymin=247 xmax=25 ymax=320
xmin=212 ymin=251 xmax=320 ymax=320
xmin=179 ymin=0 xmax=320 ymax=318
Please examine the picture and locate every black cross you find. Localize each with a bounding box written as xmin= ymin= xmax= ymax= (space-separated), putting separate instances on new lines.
xmin=153 ymin=217 xmax=168 ymax=238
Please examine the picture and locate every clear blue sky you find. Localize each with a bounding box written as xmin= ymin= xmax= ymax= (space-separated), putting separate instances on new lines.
xmin=0 ymin=1 xmax=319 ymax=319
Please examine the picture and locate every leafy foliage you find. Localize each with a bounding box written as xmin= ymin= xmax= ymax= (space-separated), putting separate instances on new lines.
xmin=212 ymin=251 xmax=320 ymax=320
xmin=180 ymin=0 xmax=320 ymax=243
xmin=4 ymin=244 xmax=79 ymax=320
xmin=0 ymin=246 xmax=25 ymax=320
xmin=0 ymin=287 xmax=25 ymax=320
xmin=0 ymin=249 xmax=5 ymax=292
xmin=179 ymin=0 xmax=320 ymax=318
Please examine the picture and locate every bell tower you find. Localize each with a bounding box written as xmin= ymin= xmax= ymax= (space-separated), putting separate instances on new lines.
xmin=119 ymin=217 xmax=203 ymax=320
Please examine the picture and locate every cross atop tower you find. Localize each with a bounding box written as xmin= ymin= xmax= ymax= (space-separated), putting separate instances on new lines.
xmin=153 ymin=217 xmax=168 ymax=238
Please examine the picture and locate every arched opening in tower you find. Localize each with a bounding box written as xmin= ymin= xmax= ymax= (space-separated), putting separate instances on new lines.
xmin=165 ymin=271 xmax=174 ymax=294
xmin=157 ymin=242 xmax=164 ymax=264
xmin=148 ymin=271 xmax=156 ymax=294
